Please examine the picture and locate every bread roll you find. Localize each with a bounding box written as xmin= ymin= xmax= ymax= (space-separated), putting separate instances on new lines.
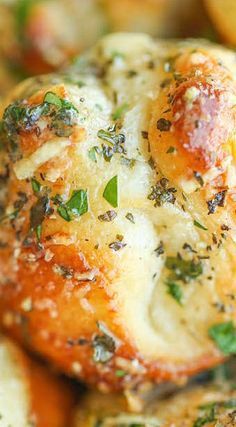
xmin=0 ymin=34 xmax=236 ymax=392
xmin=0 ymin=335 xmax=74 ymax=427
xmin=73 ymin=369 xmax=236 ymax=426
xmin=0 ymin=0 xmax=205 ymax=74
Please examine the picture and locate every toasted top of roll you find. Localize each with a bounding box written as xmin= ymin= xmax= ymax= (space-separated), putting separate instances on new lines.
xmin=74 ymin=366 xmax=236 ymax=426
xmin=0 ymin=0 xmax=206 ymax=74
xmin=0 ymin=335 xmax=74 ymax=427
xmin=1 ymin=34 xmax=236 ymax=392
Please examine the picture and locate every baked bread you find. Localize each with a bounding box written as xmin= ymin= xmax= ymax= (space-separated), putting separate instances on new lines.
xmin=0 ymin=0 xmax=205 ymax=74
xmin=0 ymin=334 xmax=74 ymax=427
xmin=0 ymin=33 xmax=236 ymax=392
xmin=73 ymin=368 xmax=236 ymax=426
xmin=204 ymin=0 xmax=236 ymax=46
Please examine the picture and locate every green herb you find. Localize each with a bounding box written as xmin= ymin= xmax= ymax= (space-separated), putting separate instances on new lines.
xmin=194 ymin=171 xmax=204 ymax=187
xmin=112 ymin=103 xmax=129 ymax=121
xmin=110 ymin=51 xmax=125 ymax=60
xmin=166 ymin=146 xmax=176 ymax=154
xmin=0 ymin=92 xmax=79 ymax=160
xmin=194 ymin=220 xmax=208 ymax=231
xmin=35 ymin=224 xmax=42 ymax=241
xmin=98 ymin=210 xmax=117 ymax=222
xmin=103 ymin=176 xmax=118 ymax=208
xmin=31 ymin=178 xmax=41 ymax=193
xmin=207 ymin=190 xmax=227 ymax=215
xmin=57 ymin=190 xmax=88 ymax=222
xmin=115 ymin=370 xmax=126 ymax=378
xmin=165 ymin=280 xmax=183 ymax=305
xmin=165 ymin=254 xmax=203 ymax=283
xmin=148 ymin=156 xmax=155 ymax=169
xmin=193 ymin=399 xmax=236 ymax=427
xmin=97 ymin=128 xmax=126 ymax=161
xmin=44 ymin=92 xmax=63 ymax=107
xmin=88 ymin=146 xmax=99 ymax=163
xmin=208 ymin=322 xmax=236 ymax=355
xmin=156 ymin=118 xmax=171 ymax=132
xmin=57 ymin=205 xmax=71 ymax=222
xmin=193 ymin=406 xmax=215 ymax=427
xmin=154 ymin=241 xmax=164 ymax=257
xmin=30 ymin=194 xmax=51 ymax=233
xmin=141 ymin=130 xmax=148 ymax=139
xmin=148 ymin=178 xmax=176 ymax=207
xmin=98 ymin=128 xmax=124 ymax=146
xmin=109 ymin=240 xmax=126 ymax=251
xmin=92 ymin=329 xmax=116 ymax=364
xmin=125 ymin=212 xmax=135 ymax=224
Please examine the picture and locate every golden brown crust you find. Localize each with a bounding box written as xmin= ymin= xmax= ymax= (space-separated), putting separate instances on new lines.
xmin=0 ymin=35 xmax=236 ymax=392
xmin=149 ymin=48 xmax=236 ymax=177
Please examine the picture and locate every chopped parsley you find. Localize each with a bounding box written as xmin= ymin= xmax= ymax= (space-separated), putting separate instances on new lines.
xmin=148 ymin=178 xmax=176 ymax=207
xmin=97 ymin=127 xmax=126 ymax=162
xmin=156 ymin=118 xmax=172 ymax=132
xmin=98 ymin=210 xmax=117 ymax=222
xmin=31 ymin=178 xmax=41 ymax=193
xmin=154 ymin=241 xmax=164 ymax=257
xmin=115 ymin=370 xmax=126 ymax=378
xmin=0 ymin=91 xmax=78 ymax=161
xmin=55 ymin=190 xmax=88 ymax=222
xmin=165 ymin=254 xmax=203 ymax=284
xmin=88 ymin=146 xmax=99 ymax=163
xmin=112 ymin=103 xmax=129 ymax=121
xmin=92 ymin=324 xmax=116 ymax=364
xmin=30 ymin=193 xmax=52 ymax=240
xmin=165 ymin=280 xmax=183 ymax=305
xmin=166 ymin=146 xmax=176 ymax=154
xmin=109 ymin=235 xmax=126 ymax=251
xmin=193 ymin=399 xmax=236 ymax=427
xmin=194 ymin=220 xmax=208 ymax=231
xmin=208 ymin=321 xmax=236 ymax=355
xmin=193 ymin=405 xmax=216 ymax=427
xmin=103 ymin=176 xmax=118 ymax=208
xmin=125 ymin=212 xmax=135 ymax=224
xmin=207 ymin=190 xmax=227 ymax=215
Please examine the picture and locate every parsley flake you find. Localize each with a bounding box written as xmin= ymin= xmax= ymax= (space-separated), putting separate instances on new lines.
xmin=209 ymin=322 xmax=236 ymax=355
xmin=156 ymin=118 xmax=172 ymax=132
xmin=165 ymin=280 xmax=183 ymax=305
xmin=103 ymin=176 xmax=118 ymax=208
xmin=194 ymin=220 xmax=208 ymax=231
xmin=148 ymin=178 xmax=176 ymax=207
xmin=57 ymin=190 xmax=88 ymax=222
xmin=165 ymin=254 xmax=203 ymax=284
xmin=112 ymin=103 xmax=129 ymax=121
